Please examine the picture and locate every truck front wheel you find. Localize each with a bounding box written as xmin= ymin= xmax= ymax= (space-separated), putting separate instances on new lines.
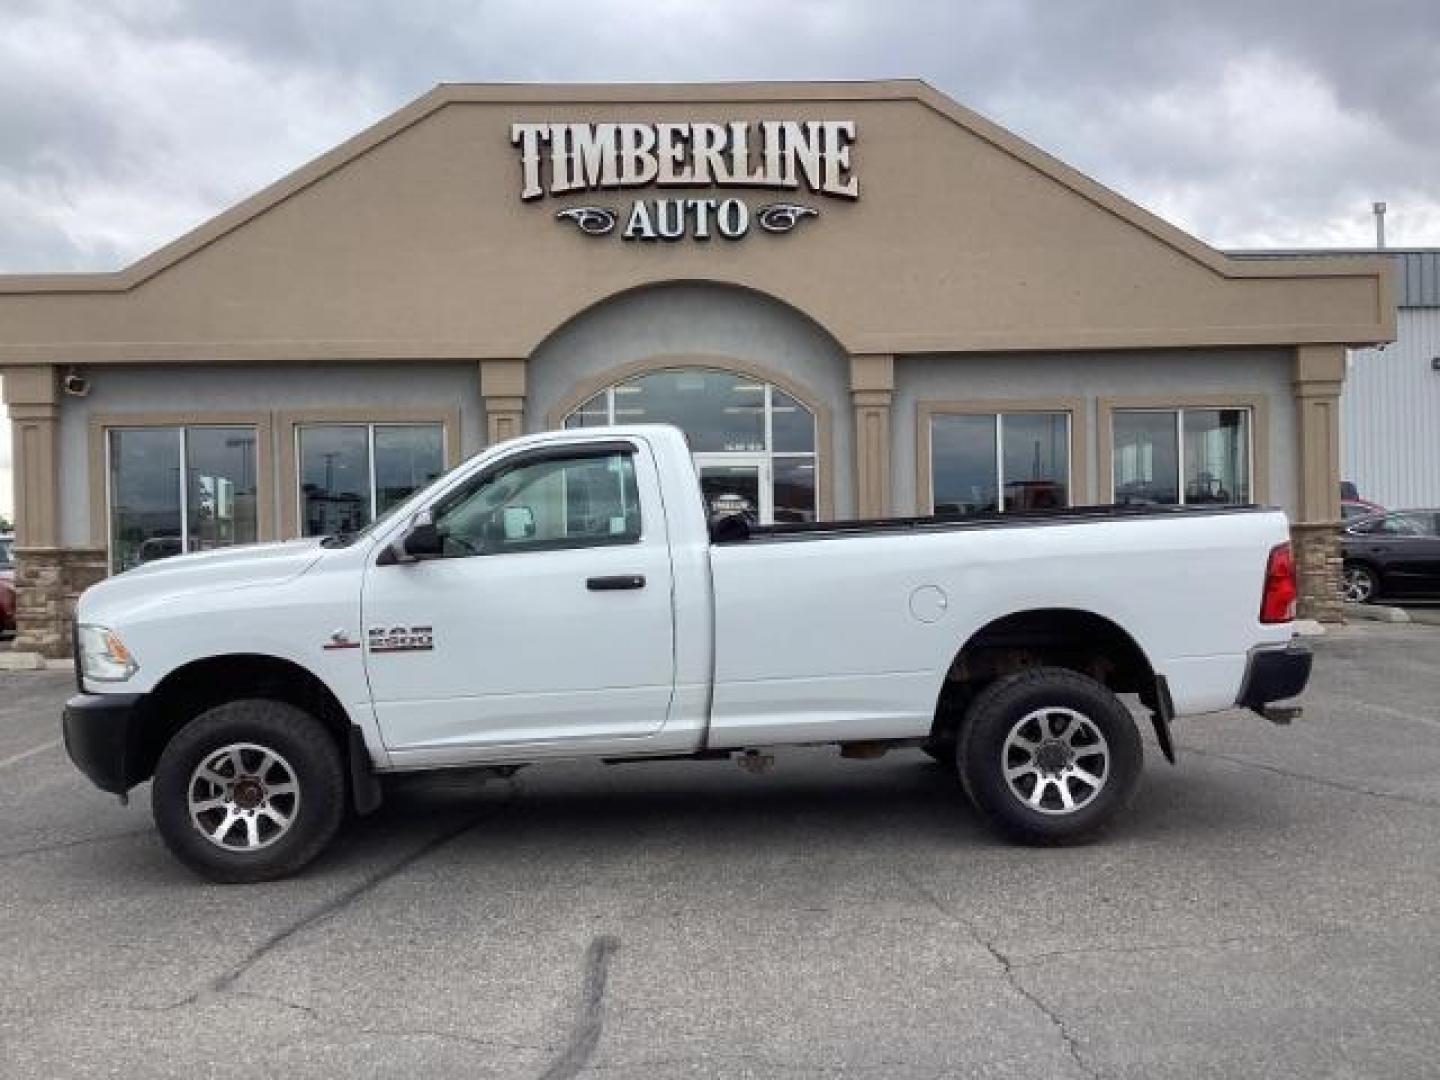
xmin=957 ymin=668 xmax=1142 ymax=845
xmin=152 ymin=700 xmax=346 ymax=883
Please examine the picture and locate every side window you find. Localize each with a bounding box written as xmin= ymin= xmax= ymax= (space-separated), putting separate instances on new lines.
xmin=1379 ymin=514 xmax=1428 ymax=538
xmin=430 ymin=449 xmax=641 ymax=556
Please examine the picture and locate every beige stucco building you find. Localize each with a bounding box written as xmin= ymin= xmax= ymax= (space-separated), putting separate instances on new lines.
xmin=0 ymin=80 xmax=1395 ymax=655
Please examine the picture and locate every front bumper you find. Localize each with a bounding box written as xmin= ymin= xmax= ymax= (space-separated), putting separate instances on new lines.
xmin=1236 ymin=640 xmax=1312 ymax=717
xmin=62 ymin=693 xmax=147 ymax=794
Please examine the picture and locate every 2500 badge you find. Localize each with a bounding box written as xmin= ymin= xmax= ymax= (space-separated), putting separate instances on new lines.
xmin=368 ymin=625 xmax=434 ymax=653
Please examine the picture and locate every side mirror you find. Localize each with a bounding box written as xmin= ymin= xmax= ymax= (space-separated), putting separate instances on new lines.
xmin=403 ymin=521 xmax=444 ymax=558
xmin=501 ymin=505 xmax=536 ymax=541
xmin=381 ymin=510 xmax=443 ymax=564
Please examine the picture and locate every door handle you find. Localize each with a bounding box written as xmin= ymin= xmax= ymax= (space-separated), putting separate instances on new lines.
xmin=587 ymin=574 xmax=646 ymax=591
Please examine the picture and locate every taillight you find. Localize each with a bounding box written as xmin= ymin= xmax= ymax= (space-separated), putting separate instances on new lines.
xmin=1260 ymin=542 xmax=1297 ymax=624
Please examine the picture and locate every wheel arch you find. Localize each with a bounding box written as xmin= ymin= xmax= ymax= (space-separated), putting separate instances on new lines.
xmin=133 ymin=653 xmax=355 ymax=787
xmin=931 ymin=607 xmax=1157 ymax=740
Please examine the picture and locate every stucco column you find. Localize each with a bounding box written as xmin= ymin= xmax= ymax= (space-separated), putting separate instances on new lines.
xmin=1292 ymin=344 xmax=1346 ymax=622
xmin=1 ymin=364 xmax=96 ymax=658
xmin=480 ymin=359 xmax=527 ymax=445
xmin=1 ymin=365 xmax=59 ymax=547
xmin=850 ymin=354 xmax=894 ymax=519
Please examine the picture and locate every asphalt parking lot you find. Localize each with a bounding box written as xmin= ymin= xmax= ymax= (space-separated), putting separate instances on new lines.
xmin=2 ymin=622 xmax=1438 ymax=1079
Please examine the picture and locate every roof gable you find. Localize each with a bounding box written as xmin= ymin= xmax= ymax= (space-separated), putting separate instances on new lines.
xmin=0 ymin=80 xmax=1395 ymax=360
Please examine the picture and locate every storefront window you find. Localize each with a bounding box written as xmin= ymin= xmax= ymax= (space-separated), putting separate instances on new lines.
xmin=185 ymin=428 xmax=259 ymax=554
xmin=930 ymin=412 xmax=1070 ymax=515
xmin=298 ymin=423 xmax=445 ymax=536
xmin=564 ymin=367 xmax=817 ymax=524
xmin=375 ymin=425 xmax=446 ymax=516
xmin=108 ymin=426 xmax=258 ymax=573
xmin=772 ymin=457 xmax=818 ymax=523
xmin=1183 ymin=409 xmax=1250 ymax=504
xmin=1112 ymin=408 xmax=1250 ymax=506
xmin=1112 ymin=412 xmax=1179 ymax=505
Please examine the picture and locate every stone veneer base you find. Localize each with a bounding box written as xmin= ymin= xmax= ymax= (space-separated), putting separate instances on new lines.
xmin=1291 ymin=522 xmax=1343 ymax=624
xmin=12 ymin=547 xmax=109 ymax=660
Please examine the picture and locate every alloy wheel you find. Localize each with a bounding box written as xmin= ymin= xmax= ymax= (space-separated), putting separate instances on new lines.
xmin=1001 ymin=707 xmax=1111 ymax=815
xmin=187 ymin=742 xmax=301 ymax=851
xmin=1341 ymin=566 xmax=1374 ymax=604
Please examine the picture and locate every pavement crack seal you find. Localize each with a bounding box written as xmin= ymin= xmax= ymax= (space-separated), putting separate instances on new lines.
xmin=898 ymin=868 xmax=1102 ymax=1080
xmin=1007 ymin=926 xmax=1355 ymax=967
xmin=154 ymin=782 xmax=522 ymax=1012
xmin=209 ymin=811 xmax=492 ymax=995
xmin=225 ymin=989 xmax=545 ymax=1053
xmin=1184 ymin=746 xmax=1440 ymax=810
xmin=536 ymin=934 xmax=620 ymax=1080
xmin=0 ymin=827 xmax=152 ymax=861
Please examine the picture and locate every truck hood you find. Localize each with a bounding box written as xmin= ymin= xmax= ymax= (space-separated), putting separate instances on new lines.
xmin=79 ymin=539 xmax=329 ymax=624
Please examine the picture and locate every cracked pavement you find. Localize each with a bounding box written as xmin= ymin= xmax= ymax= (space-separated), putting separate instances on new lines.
xmin=2 ymin=621 xmax=1438 ymax=1078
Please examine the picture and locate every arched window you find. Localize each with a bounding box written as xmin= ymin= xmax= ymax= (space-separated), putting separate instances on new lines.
xmin=564 ymin=367 xmax=817 ymax=524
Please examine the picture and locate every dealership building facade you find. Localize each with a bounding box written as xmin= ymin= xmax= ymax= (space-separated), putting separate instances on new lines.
xmin=0 ymin=81 xmax=1394 ymax=655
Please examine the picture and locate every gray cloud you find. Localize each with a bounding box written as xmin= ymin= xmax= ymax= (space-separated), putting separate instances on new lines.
xmin=2 ymin=0 xmax=1437 ymax=274
xmin=2 ymin=0 xmax=1437 ymax=276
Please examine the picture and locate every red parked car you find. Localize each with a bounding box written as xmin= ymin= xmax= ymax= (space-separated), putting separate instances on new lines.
xmin=0 ymin=534 xmax=15 ymax=639
xmin=1340 ymin=481 xmax=1384 ymax=522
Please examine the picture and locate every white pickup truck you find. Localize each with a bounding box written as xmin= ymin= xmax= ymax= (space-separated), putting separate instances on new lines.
xmin=63 ymin=425 xmax=1310 ymax=882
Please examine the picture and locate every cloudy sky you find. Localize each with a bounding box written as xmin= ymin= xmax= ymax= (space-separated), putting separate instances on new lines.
xmin=1 ymin=0 xmax=1438 ymax=519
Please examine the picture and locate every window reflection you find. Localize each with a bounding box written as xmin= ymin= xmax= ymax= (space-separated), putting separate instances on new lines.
xmin=433 ymin=452 xmax=641 ymax=554
xmin=773 ymin=457 xmax=817 ymax=523
xmin=110 ymin=429 xmax=183 ymax=572
xmin=1113 ymin=412 xmax=1180 ymax=505
xmin=931 ymin=412 xmax=1071 ymax=515
xmin=563 ymin=368 xmax=817 ymax=524
xmin=300 ymin=426 xmax=369 ymax=537
xmin=1112 ymin=408 xmax=1251 ymax=506
xmin=375 ymin=425 xmax=445 ymax=517
xmin=1183 ymin=409 xmax=1249 ymax=504
xmin=932 ymin=414 xmax=998 ymax=514
xmin=186 ymin=428 xmax=259 ymax=553
xmin=1003 ymin=413 xmax=1070 ymax=510
xmin=298 ymin=423 xmax=445 ymax=536
xmin=623 ymin=370 xmax=767 ymax=452
xmin=108 ymin=426 xmax=259 ymax=573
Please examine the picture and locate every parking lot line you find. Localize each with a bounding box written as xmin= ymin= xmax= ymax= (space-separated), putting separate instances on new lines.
xmin=0 ymin=738 xmax=61 ymax=770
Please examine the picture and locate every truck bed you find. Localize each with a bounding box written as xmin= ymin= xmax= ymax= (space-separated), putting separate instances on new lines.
xmin=715 ymin=502 xmax=1270 ymax=544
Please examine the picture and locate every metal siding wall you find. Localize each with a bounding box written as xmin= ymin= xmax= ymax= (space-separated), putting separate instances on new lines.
xmin=1398 ymin=251 xmax=1440 ymax=308
xmin=1342 ymin=308 xmax=1440 ymax=507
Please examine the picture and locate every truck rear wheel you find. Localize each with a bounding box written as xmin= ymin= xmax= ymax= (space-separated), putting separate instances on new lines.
xmin=152 ymin=699 xmax=345 ymax=883
xmin=957 ymin=668 xmax=1142 ymax=845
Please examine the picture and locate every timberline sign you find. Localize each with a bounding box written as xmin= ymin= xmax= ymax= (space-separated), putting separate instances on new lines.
xmin=510 ymin=120 xmax=858 ymax=242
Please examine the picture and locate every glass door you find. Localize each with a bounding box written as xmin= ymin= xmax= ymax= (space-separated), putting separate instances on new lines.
xmin=694 ymin=455 xmax=772 ymax=525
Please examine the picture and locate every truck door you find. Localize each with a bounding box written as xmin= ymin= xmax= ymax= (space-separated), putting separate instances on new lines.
xmin=361 ymin=440 xmax=675 ymax=757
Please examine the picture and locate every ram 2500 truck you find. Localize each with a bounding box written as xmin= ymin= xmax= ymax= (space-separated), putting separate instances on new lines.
xmin=63 ymin=425 xmax=1310 ymax=882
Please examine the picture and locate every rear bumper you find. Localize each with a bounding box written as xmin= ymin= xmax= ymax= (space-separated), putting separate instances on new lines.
xmin=62 ymin=693 xmax=147 ymax=795
xmin=1236 ymin=640 xmax=1312 ymax=715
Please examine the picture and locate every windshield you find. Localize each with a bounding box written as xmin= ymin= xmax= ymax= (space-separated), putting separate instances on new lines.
xmin=0 ymin=536 xmax=12 ymax=568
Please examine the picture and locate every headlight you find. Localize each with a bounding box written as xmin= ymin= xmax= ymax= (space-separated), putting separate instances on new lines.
xmin=76 ymin=624 xmax=139 ymax=682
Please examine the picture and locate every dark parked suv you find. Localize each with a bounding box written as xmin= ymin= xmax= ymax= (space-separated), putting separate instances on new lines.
xmin=1341 ymin=510 xmax=1440 ymax=604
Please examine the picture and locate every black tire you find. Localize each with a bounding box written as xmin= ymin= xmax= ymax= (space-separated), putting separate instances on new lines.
xmin=152 ymin=699 xmax=345 ymax=883
xmin=1341 ymin=562 xmax=1379 ymax=605
xmin=957 ymin=667 xmax=1142 ymax=845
